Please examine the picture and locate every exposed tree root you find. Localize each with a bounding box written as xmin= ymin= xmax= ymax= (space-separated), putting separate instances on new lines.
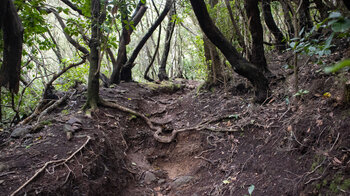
xmin=10 ymin=136 xmax=91 ymax=196
xmin=101 ymin=99 xmax=242 ymax=143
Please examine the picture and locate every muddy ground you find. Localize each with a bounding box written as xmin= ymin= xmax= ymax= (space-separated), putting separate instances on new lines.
xmin=1 ymin=49 xmax=350 ymax=196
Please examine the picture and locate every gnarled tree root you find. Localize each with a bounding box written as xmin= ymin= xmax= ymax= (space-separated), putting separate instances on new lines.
xmin=100 ymin=99 xmax=239 ymax=143
xmin=10 ymin=136 xmax=91 ymax=196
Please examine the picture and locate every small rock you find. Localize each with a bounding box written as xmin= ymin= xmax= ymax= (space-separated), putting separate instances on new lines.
xmin=170 ymin=176 xmax=194 ymax=188
xmin=67 ymin=117 xmax=82 ymax=125
xmin=0 ymin=162 xmax=8 ymax=172
xmin=71 ymin=123 xmax=81 ymax=131
xmin=144 ymin=171 xmax=157 ymax=185
xmin=158 ymin=179 xmax=166 ymax=184
xmin=63 ymin=124 xmax=75 ymax=133
xmin=11 ymin=126 xmax=31 ymax=138
xmin=66 ymin=131 xmax=73 ymax=141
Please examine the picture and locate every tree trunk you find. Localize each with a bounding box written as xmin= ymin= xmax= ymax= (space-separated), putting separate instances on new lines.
xmin=109 ymin=1 xmax=147 ymax=84
xmin=122 ymin=0 xmax=173 ymax=81
xmin=262 ymin=0 xmax=286 ymax=51
xmin=343 ymin=0 xmax=350 ymax=11
xmin=314 ymin=0 xmax=330 ymax=21
xmin=280 ymin=0 xmax=294 ymax=38
xmin=0 ymin=0 xmax=23 ymax=93
xmin=190 ymin=0 xmax=269 ymax=103
xmin=158 ymin=2 xmax=176 ymax=81
xmin=203 ymin=36 xmax=224 ymax=86
xmin=144 ymin=0 xmax=161 ymax=82
xmin=224 ymin=0 xmax=246 ymax=50
xmin=245 ymin=0 xmax=269 ymax=73
xmin=84 ymin=0 xmax=101 ymax=110
xmin=298 ymin=0 xmax=313 ymax=32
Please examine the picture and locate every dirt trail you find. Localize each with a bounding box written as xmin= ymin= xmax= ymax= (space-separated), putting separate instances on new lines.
xmin=1 ymin=54 xmax=350 ymax=195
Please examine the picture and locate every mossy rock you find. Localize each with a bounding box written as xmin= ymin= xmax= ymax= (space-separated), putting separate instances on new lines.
xmin=143 ymin=81 xmax=184 ymax=93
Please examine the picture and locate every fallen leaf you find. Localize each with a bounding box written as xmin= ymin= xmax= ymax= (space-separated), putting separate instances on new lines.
xmin=223 ymin=180 xmax=230 ymax=184
xmin=323 ymin=92 xmax=331 ymax=98
xmin=316 ymin=120 xmax=323 ymax=126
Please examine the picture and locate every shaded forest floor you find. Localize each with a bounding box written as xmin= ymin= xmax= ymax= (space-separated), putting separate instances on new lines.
xmin=1 ymin=46 xmax=350 ymax=195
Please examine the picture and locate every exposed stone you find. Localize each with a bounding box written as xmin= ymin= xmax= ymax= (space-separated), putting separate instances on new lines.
xmin=144 ymin=171 xmax=157 ymax=185
xmin=11 ymin=126 xmax=31 ymax=138
xmin=170 ymin=176 xmax=194 ymax=188
xmin=63 ymin=124 xmax=75 ymax=133
xmin=67 ymin=117 xmax=82 ymax=125
xmin=157 ymin=179 xmax=166 ymax=184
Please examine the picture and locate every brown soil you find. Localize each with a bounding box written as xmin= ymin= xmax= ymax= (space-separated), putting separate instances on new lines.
xmin=1 ymin=49 xmax=350 ymax=196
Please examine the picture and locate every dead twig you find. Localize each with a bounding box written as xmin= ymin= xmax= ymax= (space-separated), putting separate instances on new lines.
xmin=329 ymin=132 xmax=340 ymax=152
xmin=10 ymin=136 xmax=91 ymax=196
xmin=37 ymin=93 xmax=69 ymax=122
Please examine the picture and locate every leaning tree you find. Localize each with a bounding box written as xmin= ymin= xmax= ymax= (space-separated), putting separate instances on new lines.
xmin=190 ymin=0 xmax=269 ymax=102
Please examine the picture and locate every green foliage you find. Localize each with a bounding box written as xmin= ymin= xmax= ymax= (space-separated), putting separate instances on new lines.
xmin=56 ymin=62 xmax=89 ymax=91
xmin=328 ymin=12 xmax=350 ymax=33
xmin=329 ymin=174 xmax=350 ymax=193
xmin=294 ymin=89 xmax=309 ymax=97
xmin=244 ymin=184 xmax=255 ymax=196
xmin=288 ymin=11 xmax=350 ymax=58
xmin=182 ymin=36 xmax=207 ymax=80
xmin=325 ymin=59 xmax=350 ymax=73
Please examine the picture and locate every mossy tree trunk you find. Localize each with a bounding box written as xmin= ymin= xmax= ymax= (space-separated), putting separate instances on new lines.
xmin=280 ymin=0 xmax=295 ymax=38
xmin=298 ymin=0 xmax=313 ymax=32
xmin=202 ymin=0 xmax=225 ymax=87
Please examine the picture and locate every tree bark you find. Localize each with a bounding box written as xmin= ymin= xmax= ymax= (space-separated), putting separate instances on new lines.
xmin=84 ymin=0 xmax=101 ymax=110
xmin=122 ymin=0 xmax=173 ymax=81
xmin=262 ymin=0 xmax=286 ymax=51
xmin=245 ymin=0 xmax=269 ymax=73
xmin=224 ymin=0 xmax=246 ymax=50
xmin=343 ymin=0 xmax=350 ymax=11
xmin=0 ymin=0 xmax=23 ymax=93
xmin=280 ymin=0 xmax=294 ymax=38
xmin=190 ymin=0 xmax=269 ymax=102
xmin=298 ymin=0 xmax=313 ymax=32
xmin=158 ymin=2 xmax=176 ymax=81
xmin=109 ymin=1 xmax=147 ymax=84
xmin=144 ymin=0 xmax=161 ymax=82
xmin=203 ymin=36 xmax=224 ymax=86
xmin=314 ymin=0 xmax=330 ymax=21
